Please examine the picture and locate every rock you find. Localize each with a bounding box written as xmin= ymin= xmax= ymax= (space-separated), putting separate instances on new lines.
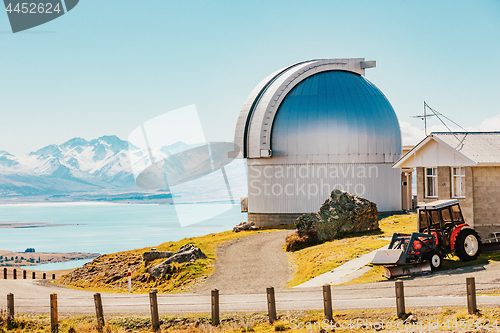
xmin=233 ymin=221 xmax=255 ymax=232
xmin=149 ymin=244 xmax=207 ymax=278
xmin=143 ymin=251 xmax=173 ymax=263
xmin=165 ymin=244 xmax=207 ymax=264
xmin=403 ymin=315 xmax=418 ymax=324
xmin=149 ymin=260 xmax=172 ymax=279
xmin=296 ymin=189 xmax=378 ymax=242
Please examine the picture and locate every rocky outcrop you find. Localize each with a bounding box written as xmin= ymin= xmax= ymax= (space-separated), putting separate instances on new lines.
xmin=149 ymin=260 xmax=173 ymax=279
xmin=143 ymin=251 xmax=173 ymax=263
xmin=296 ymin=189 xmax=378 ymax=242
xmin=149 ymin=244 xmax=207 ymax=278
xmin=233 ymin=221 xmax=255 ymax=232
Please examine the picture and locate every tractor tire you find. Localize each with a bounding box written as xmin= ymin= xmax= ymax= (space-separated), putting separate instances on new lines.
xmin=454 ymin=228 xmax=481 ymax=262
xmin=430 ymin=253 xmax=442 ymax=270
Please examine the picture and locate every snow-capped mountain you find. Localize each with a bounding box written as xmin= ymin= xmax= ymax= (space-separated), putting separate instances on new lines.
xmin=0 ymin=136 xmax=203 ymax=197
xmin=0 ymin=136 xmax=248 ymax=202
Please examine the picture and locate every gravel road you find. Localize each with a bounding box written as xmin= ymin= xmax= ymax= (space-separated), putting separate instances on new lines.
xmin=192 ymin=230 xmax=294 ymax=294
xmin=2 ymin=231 xmax=500 ymax=315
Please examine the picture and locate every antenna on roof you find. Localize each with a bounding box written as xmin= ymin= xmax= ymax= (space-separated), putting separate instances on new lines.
xmin=411 ymin=101 xmax=468 ymax=139
xmin=412 ymin=101 xmax=435 ymax=136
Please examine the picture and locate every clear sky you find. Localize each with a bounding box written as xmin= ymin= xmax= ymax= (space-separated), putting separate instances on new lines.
xmin=1 ymin=0 xmax=499 ymax=155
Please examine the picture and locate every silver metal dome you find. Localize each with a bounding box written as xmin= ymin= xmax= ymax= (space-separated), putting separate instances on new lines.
xmin=271 ymin=70 xmax=401 ymax=164
xmin=234 ymin=59 xmax=403 ymax=224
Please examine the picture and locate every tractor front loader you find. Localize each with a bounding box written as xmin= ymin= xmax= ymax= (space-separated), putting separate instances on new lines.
xmin=371 ymin=199 xmax=481 ymax=278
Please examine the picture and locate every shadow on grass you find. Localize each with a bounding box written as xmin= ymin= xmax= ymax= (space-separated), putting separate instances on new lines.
xmin=393 ymin=250 xmax=500 ymax=282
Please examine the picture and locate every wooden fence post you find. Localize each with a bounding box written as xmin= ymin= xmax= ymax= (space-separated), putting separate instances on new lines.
xmin=94 ymin=293 xmax=105 ymax=331
xmin=149 ymin=289 xmax=160 ymax=331
xmin=13 ymin=269 xmax=16 ymax=280
xmin=3 ymin=268 xmax=6 ymax=279
xmin=43 ymin=273 xmax=46 ymax=279
xmin=23 ymin=270 xmax=26 ymax=279
xmin=395 ymin=281 xmax=405 ymax=318
xmin=267 ymin=287 xmax=277 ymax=324
xmin=467 ymin=277 xmax=477 ymax=314
xmin=32 ymin=272 xmax=36 ymax=279
xmin=7 ymin=293 xmax=14 ymax=319
xmin=323 ymin=284 xmax=333 ymax=322
xmin=211 ymin=289 xmax=219 ymax=326
xmin=52 ymin=274 xmax=56 ymax=280
xmin=50 ymin=293 xmax=58 ymax=333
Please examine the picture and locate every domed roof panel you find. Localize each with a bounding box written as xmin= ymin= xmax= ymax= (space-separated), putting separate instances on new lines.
xmin=271 ymin=70 xmax=401 ymax=163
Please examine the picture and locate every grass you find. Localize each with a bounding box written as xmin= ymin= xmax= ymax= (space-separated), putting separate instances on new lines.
xmin=286 ymin=213 xmax=416 ymax=287
xmin=58 ymin=211 xmax=500 ymax=293
xmin=330 ymin=214 xmax=500 ymax=286
xmin=58 ymin=225 xmax=294 ymax=294
xmin=2 ymin=307 xmax=500 ymax=332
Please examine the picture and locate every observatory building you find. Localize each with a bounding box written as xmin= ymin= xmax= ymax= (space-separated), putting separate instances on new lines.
xmin=233 ymin=59 xmax=402 ymax=226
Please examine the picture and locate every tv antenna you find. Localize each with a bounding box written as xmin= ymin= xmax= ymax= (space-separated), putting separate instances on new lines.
xmin=412 ymin=101 xmax=467 ymax=137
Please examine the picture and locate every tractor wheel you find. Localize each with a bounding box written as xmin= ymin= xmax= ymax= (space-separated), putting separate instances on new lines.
xmin=454 ymin=228 xmax=481 ymax=262
xmin=430 ymin=253 xmax=442 ymax=270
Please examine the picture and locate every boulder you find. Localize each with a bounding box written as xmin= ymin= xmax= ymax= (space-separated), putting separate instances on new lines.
xmin=296 ymin=189 xmax=378 ymax=242
xmin=149 ymin=260 xmax=172 ymax=279
xmin=233 ymin=221 xmax=255 ymax=232
xmin=143 ymin=251 xmax=173 ymax=263
xmin=149 ymin=244 xmax=207 ymax=278
xmin=403 ymin=315 xmax=418 ymax=324
xmin=164 ymin=244 xmax=207 ymax=265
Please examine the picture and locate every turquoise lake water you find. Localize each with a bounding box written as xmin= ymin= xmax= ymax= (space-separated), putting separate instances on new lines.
xmin=0 ymin=203 xmax=247 ymax=255
xmin=20 ymin=259 xmax=94 ymax=271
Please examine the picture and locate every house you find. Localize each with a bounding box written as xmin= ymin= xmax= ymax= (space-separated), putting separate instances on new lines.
xmin=394 ymin=132 xmax=500 ymax=242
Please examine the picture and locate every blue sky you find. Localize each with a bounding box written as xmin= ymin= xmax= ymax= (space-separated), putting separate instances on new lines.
xmin=1 ymin=0 xmax=499 ymax=155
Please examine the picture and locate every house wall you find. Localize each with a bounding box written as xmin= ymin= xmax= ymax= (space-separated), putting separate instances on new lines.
xmin=416 ymin=166 xmax=474 ymax=226
xmin=472 ymin=166 xmax=500 ymax=240
xmin=416 ymin=165 xmax=500 ymax=241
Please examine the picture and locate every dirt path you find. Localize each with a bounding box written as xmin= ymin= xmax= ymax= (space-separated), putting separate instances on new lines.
xmin=193 ymin=230 xmax=294 ymax=294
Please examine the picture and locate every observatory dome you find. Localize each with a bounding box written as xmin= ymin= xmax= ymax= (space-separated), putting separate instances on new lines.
xmin=271 ymin=70 xmax=401 ymax=164
xmin=233 ymin=59 xmax=402 ymax=226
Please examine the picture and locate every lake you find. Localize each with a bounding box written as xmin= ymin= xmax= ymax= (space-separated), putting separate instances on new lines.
xmin=0 ymin=202 xmax=247 ymax=255
xmin=20 ymin=259 xmax=94 ymax=271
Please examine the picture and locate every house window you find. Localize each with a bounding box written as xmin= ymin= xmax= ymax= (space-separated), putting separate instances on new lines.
xmin=425 ymin=167 xmax=438 ymax=198
xmin=452 ymin=167 xmax=465 ymax=198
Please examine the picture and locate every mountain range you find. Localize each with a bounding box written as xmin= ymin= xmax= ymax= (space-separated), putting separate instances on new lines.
xmin=0 ymin=136 xmax=245 ymax=202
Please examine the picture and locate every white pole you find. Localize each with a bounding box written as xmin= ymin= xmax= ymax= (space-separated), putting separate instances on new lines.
xmin=128 ymin=268 xmax=132 ymax=293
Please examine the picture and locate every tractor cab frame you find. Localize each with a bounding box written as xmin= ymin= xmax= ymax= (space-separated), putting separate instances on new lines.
xmin=371 ymin=199 xmax=481 ymax=278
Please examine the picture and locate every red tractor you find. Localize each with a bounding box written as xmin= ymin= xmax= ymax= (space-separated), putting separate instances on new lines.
xmin=371 ymin=199 xmax=481 ymax=278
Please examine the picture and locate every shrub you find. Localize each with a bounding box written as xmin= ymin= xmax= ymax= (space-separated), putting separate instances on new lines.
xmin=285 ymin=229 xmax=318 ymax=252
xmin=274 ymin=321 xmax=288 ymax=331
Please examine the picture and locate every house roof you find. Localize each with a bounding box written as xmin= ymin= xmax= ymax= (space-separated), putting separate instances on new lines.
xmin=394 ymin=132 xmax=500 ymax=168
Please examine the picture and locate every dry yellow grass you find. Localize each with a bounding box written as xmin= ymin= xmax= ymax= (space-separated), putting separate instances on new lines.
xmin=286 ymin=214 xmax=417 ymax=287
xmin=58 ymin=226 xmax=293 ymax=293
xmin=3 ymin=307 xmax=500 ymax=332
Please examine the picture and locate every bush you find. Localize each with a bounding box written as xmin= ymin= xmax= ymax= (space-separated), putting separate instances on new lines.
xmin=285 ymin=229 xmax=318 ymax=252
xmin=274 ymin=321 xmax=288 ymax=331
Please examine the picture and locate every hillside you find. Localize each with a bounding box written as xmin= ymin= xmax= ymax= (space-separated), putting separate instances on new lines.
xmin=58 ymin=227 xmax=288 ymax=293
